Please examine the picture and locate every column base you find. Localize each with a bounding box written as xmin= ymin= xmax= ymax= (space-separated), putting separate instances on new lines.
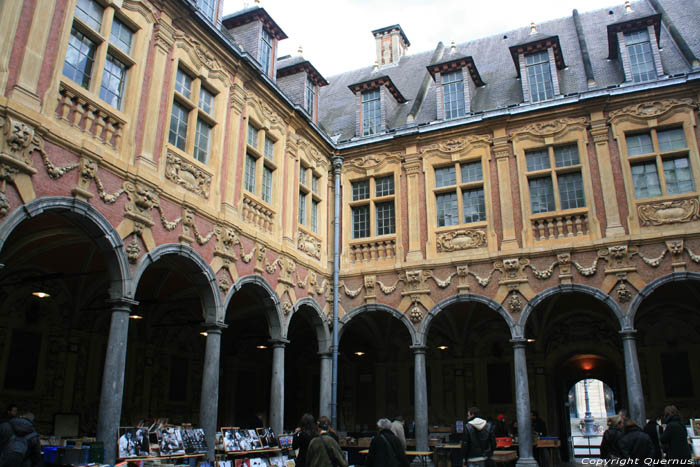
xmin=515 ymin=457 xmax=539 ymax=467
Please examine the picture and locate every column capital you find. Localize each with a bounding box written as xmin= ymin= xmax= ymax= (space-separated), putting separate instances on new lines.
xmin=269 ymin=338 xmax=290 ymax=348
xmin=332 ymin=155 xmax=343 ymax=174
xmin=510 ymin=338 xmax=528 ymax=349
xmin=619 ymin=328 xmax=637 ymax=340
xmin=318 ymin=351 xmax=332 ymax=359
xmin=201 ymin=322 xmax=227 ymax=334
xmin=410 ymin=345 xmax=427 ymax=354
xmin=107 ymin=298 xmax=139 ymax=311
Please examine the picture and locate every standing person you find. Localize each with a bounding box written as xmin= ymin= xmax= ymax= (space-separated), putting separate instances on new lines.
xmin=365 ymin=418 xmax=408 ymax=467
xmin=660 ymin=405 xmax=692 ymax=460
xmin=390 ymin=416 xmax=406 ymax=451
xmin=0 ymin=405 xmax=18 ymax=424
xmin=0 ymin=411 xmax=41 ymax=467
xmin=494 ymin=414 xmax=509 ymax=438
xmin=643 ymin=416 xmax=663 ymax=459
xmin=317 ymin=416 xmax=339 ymax=443
xmin=530 ymin=411 xmax=547 ymax=436
xmin=293 ymin=413 xmax=318 ymax=467
xmin=306 ymin=422 xmax=348 ymax=467
xmin=461 ymin=407 xmax=495 ymax=467
xmin=618 ymin=417 xmax=654 ymax=462
xmin=600 ymin=415 xmax=624 ymax=460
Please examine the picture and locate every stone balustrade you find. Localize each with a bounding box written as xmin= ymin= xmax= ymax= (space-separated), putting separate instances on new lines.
xmin=348 ymin=238 xmax=396 ymax=262
xmin=531 ymin=211 xmax=589 ymax=241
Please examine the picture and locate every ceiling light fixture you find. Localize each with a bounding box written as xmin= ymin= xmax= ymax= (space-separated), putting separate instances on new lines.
xmin=354 ymin=351 xmax=365 ymax=356
xmin=527 ymin=338 xmax=536 ymax=343
xmin=32 ymin=291 xmax=51 ymax=299
xmin=200 ymin=331 xmax=208 ymax=337
xmin=129 ymin=313 xmax=143 ymax=320
xmin=256 ymin=345 xmax=268 ymax=349
xmin=438 ymin=345 xmax=448 ymax=350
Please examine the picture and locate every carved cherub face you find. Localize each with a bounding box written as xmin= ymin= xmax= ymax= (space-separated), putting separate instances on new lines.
xmin=503 ymin=258 xmax=520 ymax=271
xmin=8 ymin=121 xmax=32 ymax=150
xmin=406 ymin=270 xmax=421 ymax=284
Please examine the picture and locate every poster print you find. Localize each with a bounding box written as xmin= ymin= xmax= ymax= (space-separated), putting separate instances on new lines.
xmin=222 ymin=428 xmax=240 ymax=452
xmin=256 ymin=427 xmax=278 ymax=448
xmin=182 ymin=427 xmax=208 ymax=453
xmin=157 ymin=426 xmax=185 ymax=456
xmin=118 ymin=427 xmax=150 ymax=458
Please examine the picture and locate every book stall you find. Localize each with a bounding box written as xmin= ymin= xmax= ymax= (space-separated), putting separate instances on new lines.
xmin=216 ymin=427 xmax=296 ymax=467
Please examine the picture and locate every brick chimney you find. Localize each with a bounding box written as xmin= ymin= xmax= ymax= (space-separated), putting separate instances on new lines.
xmin=372 ymin=24 xmax=410 ymax=67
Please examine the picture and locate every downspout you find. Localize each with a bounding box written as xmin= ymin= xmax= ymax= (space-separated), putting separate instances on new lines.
xmin=331 ymin=155 xmax=343 ymax=428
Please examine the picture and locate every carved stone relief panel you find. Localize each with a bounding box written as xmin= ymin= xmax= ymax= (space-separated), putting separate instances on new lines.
xmin=165 ymin=150 xmax=212 ymax=198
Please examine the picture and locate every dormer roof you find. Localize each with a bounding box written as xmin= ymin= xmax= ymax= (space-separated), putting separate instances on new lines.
xmin=222 ymin=6 xmax=288 ymax=40
xmin=426 ymin=54 xmax=485 ymax=87
xmin=508 ymin=34 xmax=566 ymax=76
xmin=606 ymin=13 xmax=661 ymax=59
xmin=277 ymin=57 xmax=329 ymax=86
xmin=348 ymin=75 xmax=407 ymax=103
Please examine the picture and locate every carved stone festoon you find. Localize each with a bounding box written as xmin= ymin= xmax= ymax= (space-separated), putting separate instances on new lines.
xmin=297 ymin=230 xmax=321 ymax=259
xmin=638 ymin=197 xmax=700 ymax=226
xmin=436 ymin=228 xmax=486 ymax=252
xmin=165 ymin=150 xmax=212 ymax=199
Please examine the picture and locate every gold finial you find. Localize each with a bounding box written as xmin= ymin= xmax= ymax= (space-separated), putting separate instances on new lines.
xmin=624 ymin=0 xmax=633 ymax=13
xmin=373 ymin=61 xmax=379 ymax=71
xmin=530 ymin=22 xmax=537 ymax=35
xmin=450 ymin=41 xmax=456 ymax=53
xmin=254 ymin=0 xmax=261 ymax=4
xmin=298 ymin=45 xmax=303 ymax=56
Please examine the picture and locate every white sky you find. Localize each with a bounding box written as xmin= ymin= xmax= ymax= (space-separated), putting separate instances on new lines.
xmin=222 ymin=0 xmax=623 ymax=77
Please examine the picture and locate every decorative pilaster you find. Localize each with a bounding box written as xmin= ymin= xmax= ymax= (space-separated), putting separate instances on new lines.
xmin=411 ymin=345 xmax=429 ymax=452
xmin=200 ymin=323 xmax=225 ymax=460
xmin=97 ymin=298 xmax=138 ymax=465
xmin=620 ymin=329 xmax=645 ymax=425
xmin=269 ymin=338 xmax=288 ymax=436
xmin=511 ymin=339 xmax=537 ymax=466
xmin=404 ymin=148 xmax=423 ymax=261
xmin=590 ymin=114 xmax=625 ymax=236
xmin=493 ymin=132 xmax=519 ymax=250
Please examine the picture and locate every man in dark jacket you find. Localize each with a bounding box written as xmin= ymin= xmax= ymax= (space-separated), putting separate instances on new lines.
xmin=461 ymin=407 xmax=495 ymax=467
xmin=660 ymin=405 xmax=692 ymax=460
xmin=365 ymin=418 xmax=408 ymax=467
xmin=0 ymin=413 xmax=42 ymax=467
xmin=618 ymin=418 xmax=654 ymax=462
xmin=643 ymin=416 xmax=663 ymax=459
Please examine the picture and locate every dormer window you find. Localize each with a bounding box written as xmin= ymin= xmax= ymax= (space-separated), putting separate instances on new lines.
xmin=525 ymin=51 xmax=554 ymax=102
xmin=276 ymin=57 xmax=328 ymax=123
xmin=305 ymin=77 xmax=316 ymax=119
xmin=441 ymin=70 xmax=465 ymax=119
xmin=624 ymin=29 xmax=656 ymax=82
xmin=198 ymin=0 xmax=217 ymax=22
xmin=427 ymin=54 xmax=484 ymax=121
xmin=362 ymin=89 xmax=381 ymax=136
xmin=606 ymin=13 xmax=663 ymax=84
xmin=260 ymin=29 xmax=273 ymax=75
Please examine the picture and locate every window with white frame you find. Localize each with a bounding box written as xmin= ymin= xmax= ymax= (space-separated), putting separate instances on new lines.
xmin=626 ymin=127 xmax=695 ymax=199
xmin=441 ymin=70 xmax=465 ymax=119
xmin=624 ymin=29 xmax=656 ymax=83
xmin=350 ymin=175 xmax=395 ymax=238
xmin=362 ymin=88 xmax=381 ymax=136
xmin=244 ymin=123 xmax=277 ymax=204
xmin=168 ymin=67 xmax=217 ymax=164
xmin=434 ymin=160 xmax=486 ymax=227
xmin=525 ymin=144 xmax=585 ymax=214
xmin=525 ymin=50 xmax=554 ymax=103
xmin=62 ymin=0 xmax=137 ymax=111
xmin=299 ymin=163 xmax=322 ymax=233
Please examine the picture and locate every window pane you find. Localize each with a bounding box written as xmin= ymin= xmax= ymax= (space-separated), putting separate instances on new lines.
xmin=554 ymin=145 xmax=580 ymax=167
xmin=663 ymin=157 xmax=694 ymax=195
xmin=100 ymin=54 xmax=127 ymax=109
xmin=262 ymin=166 xmax=272 ymax=203
xmin=75 ymin=0 xmax=103 ymax=31
xmin=110 ymin=17 xmax=133 ymax=55
xmin=657 ymin=128 xmax=687 ymax=152
xmin=175 ymin=69 xmax=193 ymax=99
xmin=305 ymin=78 xmax=316 ymax=118
xmin=298 ymin=191 xmax=306 ymax=224
xmin=299 ymin=165 xmax=307 ymax=185
xmin=436 ymin=192 xmax=458 ymax=227
xmin=362 ymin=89 xmax=381 ymax=136
xmin=435 ymin=166 xmax=456 ymax=187
xmin=352 ymin=205 xmax=369 ymax=238
xmin=526 ymin=51 xmax=554 ymax=102
xmin=631 ymin=161 xmax=661 ymax=199
xmin=376 ymin=201 xmax=395 ymax=236
xmin=247 ymin=125 xmax=258 ymax=147
xmin=526 ymin=149 xmax=550 ymax=172
xmin=264 ymin=137 xmax=274 ymax=160
xmin=199 ymin=87 xmax=214 ymax=114
xmin=312 ymin=175 xmax=319 ymax=194
xmin=625 ymin=29 xmax=656 ymax=83
xmin=352 ymin=180 xmax=369 ymax=201
xmin=558 ymin=172 xmax=586 ymax=209
xmin=460 ymin=161 xmax=483 ymax=183
xmin=244 ymin=154 xmax=257 ymax=193
xmin=627 ymin=133 xmax=653 ymax=156
xmin=442 ymin=70 xmax=465 ymax=119
xmin=168 ymin=102 xmax=188 ymax=150
xmin=375 ymin=176 xmax=394 ymax=197
xmin=194 ymin=120 xmax=212 ymax=164
xmin=529 ymin=177 xmax=555 ymax=213
xmin=311 ymin=199 xmax=319 ymax=233
xmin=260 ymin=29 xmax=272 ymax=75
xmin=63 ymin=28 xmax=96 ymax=88
xmin=199 ymin=0 xmax=216 ymax=21
xmin=463 ymin=188 xmax=486 ymax=223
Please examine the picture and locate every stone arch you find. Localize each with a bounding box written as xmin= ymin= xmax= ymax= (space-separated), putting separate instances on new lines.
xmin=420 ymin=293 xmax=516 ymax=343
xmin=626 ymin=271 xmax=700 ymax=329
xmin=339 ymin=303 xmax=418 ymax=345
xmin=0 ymin=196 xmax=130 ymax=298
xmin=518 ymin=284 xmax=625 ymax=336
xmin=286 ymin=297 xmax=331 ymax=353
xmin=131 ymin=243 xmax=221 ymax=323
xmin=224 ymin=274 xmax=284 ymax=341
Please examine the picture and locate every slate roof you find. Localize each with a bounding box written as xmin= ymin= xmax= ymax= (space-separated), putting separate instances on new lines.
xmin=317 ymin=0 xmax=699 ymax=143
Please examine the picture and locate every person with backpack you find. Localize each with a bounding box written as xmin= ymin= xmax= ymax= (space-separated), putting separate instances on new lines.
xmin=461 ymin=407 xmax=496 ymax=467
xmin=0 ymin=412 xmax=41 ymax=467
xmin=305 ymin=422 xmax=348 ymax=467
xmin=365 ymin=418 xmax=408 ymax=467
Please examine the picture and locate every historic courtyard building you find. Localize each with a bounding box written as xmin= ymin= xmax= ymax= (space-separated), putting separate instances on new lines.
xmin=1 ymin=0 xmax=699 ymax=464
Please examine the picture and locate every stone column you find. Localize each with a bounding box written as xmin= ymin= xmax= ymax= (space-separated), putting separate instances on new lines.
xmin=319 ymin=352 xmax=332 ymax=419
xmin=97 ymin=298 xmax=137 ymax=465
xmin=269 ymin=339 xmax=288 ymax=436
xmin=412 ymin=345 xmax=429 ymax=452
xmin=511 ymin=339 xmax=537 ymax=466
xmin=200 ymin=324 xmax=224 ymax=461
xmin=620 ymin=329 xmax=645 ymax=424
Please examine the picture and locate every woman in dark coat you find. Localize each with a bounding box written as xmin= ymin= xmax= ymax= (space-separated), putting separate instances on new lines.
xmin=600 ymin=415 xmax=625 ymax=459
xmin=293 ymin=413 xmax=318 ymax=467
xmin=365 ymin=418 xmax=408 ymax=467
xmin=660 ymin=405 xmax=692 ymax=460
xmin=618 ymin=418 xmax=654 ymax=462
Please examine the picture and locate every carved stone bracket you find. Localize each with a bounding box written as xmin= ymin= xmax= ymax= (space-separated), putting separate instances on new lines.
xmin=165 ymin=150 xmax=212 ymax=198
xmin=278 ymin=257 xmax=296 ymax=286
xmin=436 ymin=228 xmax=486 ymax=252
xmin=214 ymin=226 xmax=240 ymax=262
xmin=297 ymin=230 xmax=321 ymax=259
xmin=1 ymin=115 xmax=42 ymax=169
xmin=456 ymin=265 xmax=470 ymax=292
xmin=600 ymin=245 xmax=638 ymax=273
xmin=638 ymin=197 xmax=700 ymax=226
xmin=399 ymin=269 xmax=431 ymax=295
xmin=495 ymin=258 xmax=530 ymax=285
xmin=364 ymin=275 xmax=376 ymax=302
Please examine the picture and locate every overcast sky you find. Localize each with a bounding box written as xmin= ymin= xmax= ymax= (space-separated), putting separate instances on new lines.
xmin=223 ymin=0 xmax=623 ymax=77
